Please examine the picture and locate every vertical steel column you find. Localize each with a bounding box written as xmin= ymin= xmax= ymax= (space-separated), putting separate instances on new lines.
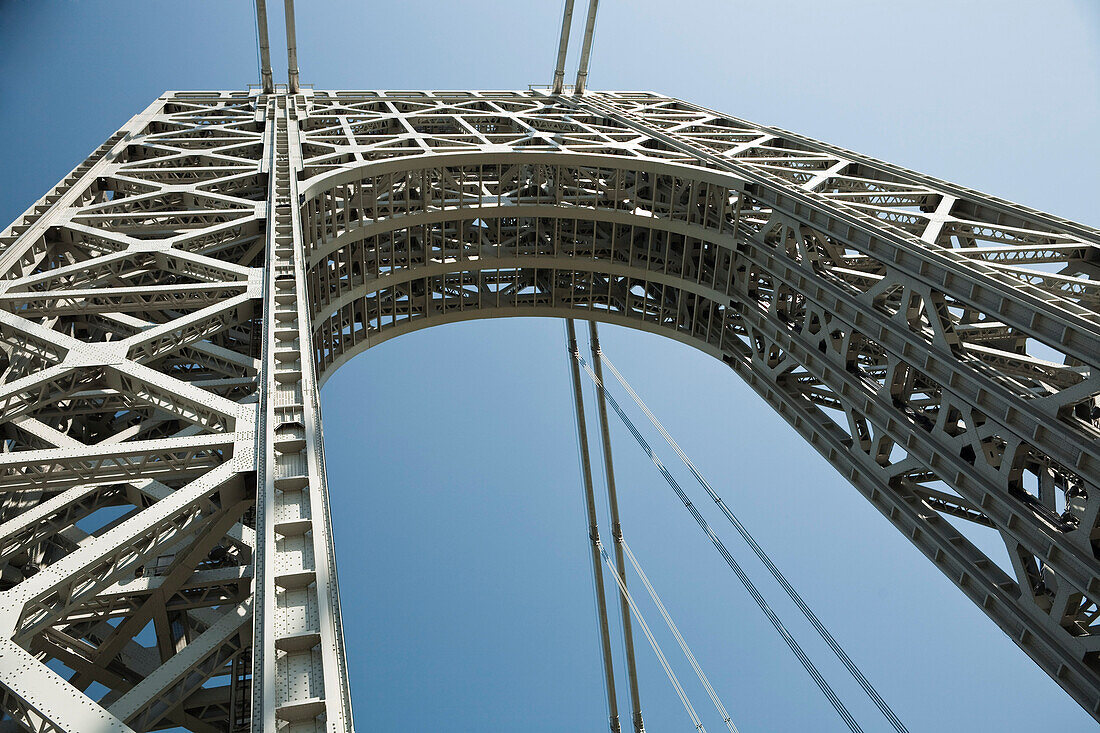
xmin=574 ymin=0 xmax=600 ymax=93
xmin=551 ymin=0 xmax=576 ymax=94
xmin=588 ymin=322 xmax=646 ymax=733
xmin=566 ymin=319 xmax=622 ymax=733
xmin=283 ymin=0 xmax=300 ymax=93
xmin=255 ymin=0 xmax=274 ymax=93
xmin=254 ymin=92 xmax=354 ymax=733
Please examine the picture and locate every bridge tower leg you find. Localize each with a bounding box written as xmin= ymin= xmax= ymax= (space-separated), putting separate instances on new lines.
xmin=253 ymin=92 xmax=354 ymax=733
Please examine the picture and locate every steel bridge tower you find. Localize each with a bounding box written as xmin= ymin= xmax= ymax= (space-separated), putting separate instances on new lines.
xmin=1 ymin=7 xmax=1099 ymax=732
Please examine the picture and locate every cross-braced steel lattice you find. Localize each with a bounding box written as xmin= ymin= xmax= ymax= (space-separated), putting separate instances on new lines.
xmin=0 ymin=88 xmax=1097 ymax=732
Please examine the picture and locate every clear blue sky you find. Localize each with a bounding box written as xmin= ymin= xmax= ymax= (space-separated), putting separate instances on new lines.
xmin=2 ymin=1 xmax=1099 ymax=730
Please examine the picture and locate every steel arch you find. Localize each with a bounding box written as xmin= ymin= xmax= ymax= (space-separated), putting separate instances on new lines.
xmin=0 ymin=89 xmax=1096 ymax=732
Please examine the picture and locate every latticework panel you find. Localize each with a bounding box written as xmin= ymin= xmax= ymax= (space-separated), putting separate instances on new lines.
xmin=0 ymin=92 xmax=262 ymax=733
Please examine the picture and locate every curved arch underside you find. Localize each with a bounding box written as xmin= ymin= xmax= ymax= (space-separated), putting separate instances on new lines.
xmin=304 ymin=154 xmax=748 ymax=377
xmin=0 ymin=89 xmax=1097 ymax=732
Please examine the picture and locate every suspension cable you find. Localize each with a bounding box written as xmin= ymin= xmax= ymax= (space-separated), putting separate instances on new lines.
xmin=565 ymin=320 xmax=622 ymax=733
xmin=588 ymin=322 xmax=646 ymax=733
xmin=597 ymin=539 xmax=709 ymax=732
xmin=572 ymin=349 xmax=865 ymax=733
xmin=621 ymin=539 xmax=739 ymax=733
xmin=595 ymin=347 xmax=910 ymax=733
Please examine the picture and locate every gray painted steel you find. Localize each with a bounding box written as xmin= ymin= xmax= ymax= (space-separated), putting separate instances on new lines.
xmin=0 ymin=87 xmax=1097 ymax=731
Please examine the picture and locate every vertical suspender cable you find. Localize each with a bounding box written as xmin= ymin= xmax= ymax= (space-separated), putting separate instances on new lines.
xmin=574 ymin=352 xmax=865 ymax=733
xmin=565 ymin=320 xmax=622 ymax=733
xmin=596 ymin=352 xmax=910 ymax=733
xmin=589 ymin=323 xmax=646 ymax=733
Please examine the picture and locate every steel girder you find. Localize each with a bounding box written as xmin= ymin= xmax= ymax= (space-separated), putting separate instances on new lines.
xmin=0 ymin=89 xmax=1095 ymax=732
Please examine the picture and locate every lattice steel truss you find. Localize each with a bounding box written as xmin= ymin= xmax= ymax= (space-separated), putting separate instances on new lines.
xmin=0 ymin=88 xmax=1097 ymax=731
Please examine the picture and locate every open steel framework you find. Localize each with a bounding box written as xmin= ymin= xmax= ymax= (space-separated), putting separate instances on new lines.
xmin=0 ymin=84 xmax=1097 ymax=732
